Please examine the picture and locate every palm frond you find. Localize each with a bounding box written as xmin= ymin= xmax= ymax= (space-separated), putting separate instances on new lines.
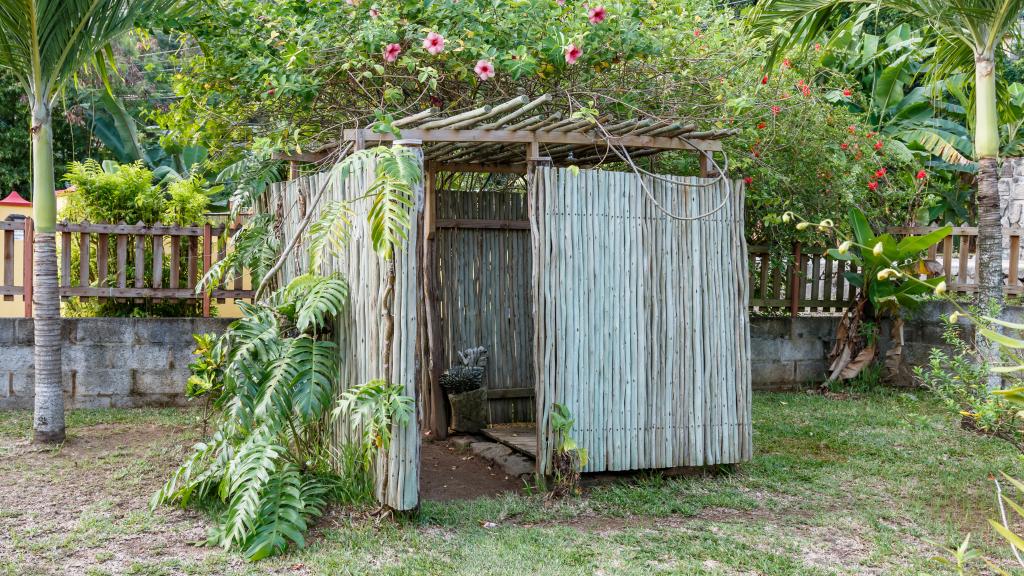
xmin=0 ymin=0 xmax=188 ymax=102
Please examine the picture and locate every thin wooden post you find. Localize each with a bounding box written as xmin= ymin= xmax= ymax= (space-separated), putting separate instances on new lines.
xmin=23 ymin=218 xmax=32 ymax=318
xmin=422 ymin=165 xmax=447 ymax=439
xmin=3 ymin=228 xmax=13 ymax=301
xmin=202 ymin=223 xmax=212 ymax=317
xmin=789 ymin=241 xmax=802 ymax=318
xmin=527 ymin=151 xmax=553 ymax=477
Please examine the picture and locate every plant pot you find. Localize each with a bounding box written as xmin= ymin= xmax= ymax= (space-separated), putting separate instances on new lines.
xmin=449 ymin=388 xmax=488 ymax=434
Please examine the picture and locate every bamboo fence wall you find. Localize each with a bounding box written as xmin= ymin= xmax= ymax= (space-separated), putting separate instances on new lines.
xmin=532 ymin=167 xmax=752 ymax=473
xmin=435 ymin=189 xmax=534 ymax=423
xmin=267 ymin=154 xmax=421 ymax=511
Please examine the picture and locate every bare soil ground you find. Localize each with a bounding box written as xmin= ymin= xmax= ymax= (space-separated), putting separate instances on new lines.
xmin=0 ymin=418 xmax=225 ymax=576
xmin=419 ymin=439 xmax=524 ymax=502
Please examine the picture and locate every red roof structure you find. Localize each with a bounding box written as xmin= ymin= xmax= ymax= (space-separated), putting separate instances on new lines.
xmin=0 ymin=191 xmax=31 ymax=206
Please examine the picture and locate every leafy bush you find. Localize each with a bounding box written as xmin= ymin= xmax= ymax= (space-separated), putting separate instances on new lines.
xmin=163 ymin=174 xmax=211 ymax=226
xmin=915 ymin=320 xmax=1023 ymax=450
xmin=334 ymin=379 xmax=415 ymax=472
xmin=63 ymin=159 xmax=163 ymax=225
xmin=550 ymin=403 xmax=588 ymax=498
xmin=152 ymin=274 xmax=350 ymax=560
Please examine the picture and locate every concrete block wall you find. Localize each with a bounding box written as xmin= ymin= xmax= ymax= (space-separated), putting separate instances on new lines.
xmin=0 ymin=318 xmax=232 ymax=409
xmin=749 ymin=302 xmax=993 ymax=390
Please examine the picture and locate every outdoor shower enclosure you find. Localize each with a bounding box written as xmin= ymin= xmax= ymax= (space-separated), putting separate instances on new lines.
xmin=270 ymin=97 xmax=753 ymax=510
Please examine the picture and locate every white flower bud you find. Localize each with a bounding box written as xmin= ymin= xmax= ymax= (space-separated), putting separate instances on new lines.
xmin=872 ymin=242 xmax=884 ymax=256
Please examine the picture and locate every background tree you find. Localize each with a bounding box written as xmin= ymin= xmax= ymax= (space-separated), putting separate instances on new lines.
xmin=0 ymin=0 xmax=181 ymax=443
xmin=749 ymin=0 xmax=1024 ymax=387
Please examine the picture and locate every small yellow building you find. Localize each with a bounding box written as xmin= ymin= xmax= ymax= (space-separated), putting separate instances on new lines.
xmin=0 ymin=191 xmax=31 ymax=317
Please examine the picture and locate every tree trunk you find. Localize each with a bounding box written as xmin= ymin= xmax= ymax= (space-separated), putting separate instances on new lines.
xmin=974 ymin=53 xmax=1004 ymax=390
xmin=30 ymin=102 xmax=65 ymax=443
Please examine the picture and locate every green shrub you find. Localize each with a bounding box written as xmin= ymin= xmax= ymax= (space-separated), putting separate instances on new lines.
xmin=64 ymin=159 xmax=163 ymax=225
xmin=914 ymin=321 xmax=1023 ymax=449
xmin=153 ymin=273 xmax=413 ymax=560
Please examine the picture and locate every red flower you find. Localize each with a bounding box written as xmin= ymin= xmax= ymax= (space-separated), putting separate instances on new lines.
xmin=761 ymin=74 xmax=768 ymax=85
xmin=814 ymin=43 xmax=822 ymax=51
xmin=843 ymin=88 xmax=852 ymax=97
xmin=383 ymin=43 xmax=402 ymax=62
xmin=848 ymin=125 xmax=856 ymax=134
xmin=756 ymin=121 xmax=766 ymax=130
xmin=266 ymin=88 xmax=275 ymax=96
xmin=916 ymin=170 xmax=927 ymax=180
xmin=866 ymin=131 xmax=877 ymax=138
xmin=782 ymin=58 xmax=791 ymax=68
xmin=770 ymin=105 xmax=781 ymax=115
xmin=867 ymin=181 xmax=879 ymax=191
xmin=694 ymin=28 xmax=701 ymax=37
xmin=801 ymin=86 xmax=811 ymax=97
xmin=873 ymin=141 xmax=883 ymax=151
xmin=874 ymin=168 xmax=886 ymax=178
xmin=370 ymin=7 xmax=379 ymax=17
xmin=840 ymin=142 xmax=849 ymax=150
xmin=743 ymin=176 xmax=753 ymax=185
xmin=588 ymin=5 xmax=607 ymax=24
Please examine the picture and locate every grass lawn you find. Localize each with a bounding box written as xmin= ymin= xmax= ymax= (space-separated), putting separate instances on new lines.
xmin=0 ymin=390 xmax=1022 ymax=575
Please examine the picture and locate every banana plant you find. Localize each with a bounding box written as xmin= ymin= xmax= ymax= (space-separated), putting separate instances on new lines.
xmin=820 ymin=18 xmax=975 ymax=168
xmin=785 ymin=208 xmax=950 ymax=381
xmin=828 ymin=207 xmax=951 ymax=315
xmin=84 ymin=91 xmax=211 ymax=185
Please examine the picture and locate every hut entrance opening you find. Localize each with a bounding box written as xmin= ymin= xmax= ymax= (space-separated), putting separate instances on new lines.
xmin=434 ymin=171 xmax=536 ymax=428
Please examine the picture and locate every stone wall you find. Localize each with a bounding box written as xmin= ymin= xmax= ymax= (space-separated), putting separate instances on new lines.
xmin=749 ymin=302 xmax=987 ymax=390
xmin=0 ymin=305 xmax=1009 ymax=406
xmin=0 ymin=318 xmax=232 ymax=409
xmin=1000 ymin=158 xmax=1024 ymax=237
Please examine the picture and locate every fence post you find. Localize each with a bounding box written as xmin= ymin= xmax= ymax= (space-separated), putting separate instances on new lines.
xmin=202 ymin=223 xmax=212 ymax=318
xmin=789 ymin=241 xmax=801 ymax=319
xmin=23 ymin=218 xmax=33 ymax=318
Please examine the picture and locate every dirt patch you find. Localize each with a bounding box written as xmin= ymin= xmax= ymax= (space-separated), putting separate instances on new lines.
xmin=419 ymin=439 xmax=524 ymax=501
xmin=0 ymin=422 xmax=217 ymax=576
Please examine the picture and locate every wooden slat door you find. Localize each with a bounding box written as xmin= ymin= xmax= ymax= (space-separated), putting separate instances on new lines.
xmin=532 ymin=167 xmax=752 ymax=474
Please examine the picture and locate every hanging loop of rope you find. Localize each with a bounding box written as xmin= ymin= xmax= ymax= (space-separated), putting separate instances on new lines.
xmin=591 ymin=118 xmax=734 ymax=222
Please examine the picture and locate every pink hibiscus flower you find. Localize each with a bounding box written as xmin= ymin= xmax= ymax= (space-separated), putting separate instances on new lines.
xmin=474 ymin=59 xmax=495 ymax=80
xmin=588 ymin=5 xmax=606 ymax=24
xmin=383 ymin=43 xmax=402 ymax=63
xmin=423 ymin=32 xmax=445 ymax=55
xmin=564 ymin=43 xmax=582 ymax=65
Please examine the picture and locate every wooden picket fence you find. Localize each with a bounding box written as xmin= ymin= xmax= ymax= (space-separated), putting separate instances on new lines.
xmin=750 ymin=226 xmax=1024 ymax=315
xmin=0 ymin=218 xmax=254 ymax=317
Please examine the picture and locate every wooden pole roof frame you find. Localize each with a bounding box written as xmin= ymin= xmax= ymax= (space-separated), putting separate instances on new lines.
xmin=274 ymin=95 xmax=737 ymax=168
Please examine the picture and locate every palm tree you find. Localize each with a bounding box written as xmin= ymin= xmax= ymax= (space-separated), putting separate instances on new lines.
xmin=0 ymin=0 xmax=180 ymax=442
xmin=750 ymin=0 xmax=1024 ymax=387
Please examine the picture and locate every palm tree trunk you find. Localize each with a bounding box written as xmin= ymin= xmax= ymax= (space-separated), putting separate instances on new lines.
xmin=30 ymin=102 xmax=64 ymax=443
xmin=974 ymin=53 xmax=1004 ymax=390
